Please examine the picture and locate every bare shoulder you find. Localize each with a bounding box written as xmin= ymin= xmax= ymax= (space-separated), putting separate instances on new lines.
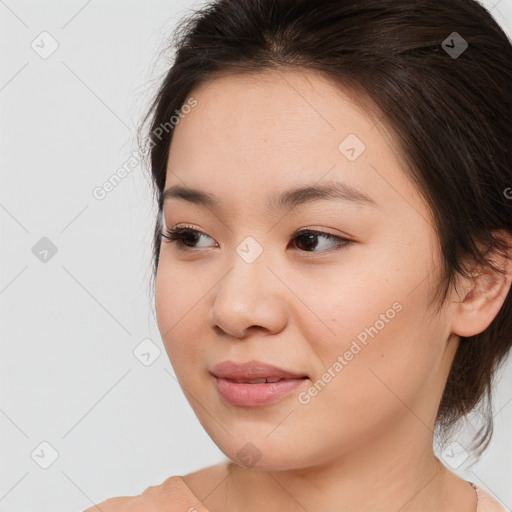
xmin=81 ymin=463 xmax=231 ymax=512
xmin=81 ymin=478 xmax=188 ymax=512
xmin=181 ymin=460 xmax=232 ymax=497
xmin=82 ymin=494 xmax=139 ymax=512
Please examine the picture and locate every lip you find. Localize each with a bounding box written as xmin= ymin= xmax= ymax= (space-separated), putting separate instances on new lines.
xmin=210 ymin=360 xmax=308 ymax=407
xmin=210 ymin=360 xmax=307 ymax=380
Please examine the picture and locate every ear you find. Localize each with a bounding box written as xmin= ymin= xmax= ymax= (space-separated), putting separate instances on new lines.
xmin=450 ymin=231 xmax=512 ymax=338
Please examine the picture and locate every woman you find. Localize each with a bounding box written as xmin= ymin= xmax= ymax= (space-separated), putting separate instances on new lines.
xmin=85 ymin=0 xmax=512 ymax=510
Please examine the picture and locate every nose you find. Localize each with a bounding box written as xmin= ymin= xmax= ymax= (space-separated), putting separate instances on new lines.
xmin=209 ymin=244 xmax=288 ymax=339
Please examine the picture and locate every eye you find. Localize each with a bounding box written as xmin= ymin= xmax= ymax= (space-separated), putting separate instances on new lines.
xmin=161 ymin=225 xmax=217 ymax=250
xmin=291 ymin=228 xmax=352 ymax=253
xmin=160 ymin=226 xmax=352 ymax=253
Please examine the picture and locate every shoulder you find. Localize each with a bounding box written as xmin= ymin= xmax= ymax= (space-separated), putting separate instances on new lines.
xmin=81 ymin=463 xmax=230 ymax=512
xmin=473 ymin=483 xmax=509 ymax=512
xmin=81 ymin=476 xmax=199 ymax=512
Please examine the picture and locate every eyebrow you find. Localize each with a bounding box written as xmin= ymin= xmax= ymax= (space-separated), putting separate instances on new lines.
xmin=161 ymin=180 xmax=379 ymax=212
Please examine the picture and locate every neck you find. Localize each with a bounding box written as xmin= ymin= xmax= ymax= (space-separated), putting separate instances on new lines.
xmin=222 ymin=422 xmax=475 ymax=512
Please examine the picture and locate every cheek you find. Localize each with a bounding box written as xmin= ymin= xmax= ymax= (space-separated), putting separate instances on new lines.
xmin=293 ymin=265 xmax=401 ymax=355
xmin=155 ymin=257 xmax=205 ymax=329
xmin=294 ymin=308 xmax=436 ymax=452
xmin=155 ymin=262 xmax=207 ymax=371
xmin=297 ymin=260 xmax=442 ymax=395
xmin=297 ymin=235 xmax=438 ymax=355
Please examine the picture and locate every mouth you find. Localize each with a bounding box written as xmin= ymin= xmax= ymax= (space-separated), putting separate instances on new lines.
xmin=212 ymin=375 xmax=308 ymax=407
xmin=222 ymin=376 xmax=308 ymax=384
xmin=209 ymin=360 xmax=309 ymax=407
xmin=210 ymin=359 xmax=308 ymax=381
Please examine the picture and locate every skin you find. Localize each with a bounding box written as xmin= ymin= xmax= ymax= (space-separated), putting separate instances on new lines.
xmin=88 ymin=69 xmax=511 ymax=512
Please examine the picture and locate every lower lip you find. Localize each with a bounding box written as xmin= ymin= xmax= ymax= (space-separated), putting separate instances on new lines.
xmin=214 ymin=376 xmax=307 ymax=407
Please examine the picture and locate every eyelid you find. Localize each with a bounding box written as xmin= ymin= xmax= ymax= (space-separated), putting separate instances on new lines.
xmin=294 ymin=226 xmax=353 ymax=239
xmin=168 ymin=224 xmax=353 ymax=240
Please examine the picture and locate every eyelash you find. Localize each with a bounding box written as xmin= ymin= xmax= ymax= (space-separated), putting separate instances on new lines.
xmin=160 ymin=225 xmax=352 ymax=254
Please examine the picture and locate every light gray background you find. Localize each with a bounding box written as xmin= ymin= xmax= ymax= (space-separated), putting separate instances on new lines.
xmin=0 ymin=1 xmax=511 ymax=511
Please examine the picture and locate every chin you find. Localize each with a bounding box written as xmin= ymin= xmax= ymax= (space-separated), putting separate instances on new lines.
xmin=215 ymin=440 xmax=311 ymax=472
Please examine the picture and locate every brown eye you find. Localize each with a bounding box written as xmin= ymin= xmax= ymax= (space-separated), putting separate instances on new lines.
xmin=292 ymin=230 xmax=352 ymax=253
xmin=161 ymin=227 xmax=216 ymax=249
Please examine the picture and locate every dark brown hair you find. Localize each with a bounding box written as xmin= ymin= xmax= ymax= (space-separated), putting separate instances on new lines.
xmin=138 ymin=0 xmax=512 ymax=456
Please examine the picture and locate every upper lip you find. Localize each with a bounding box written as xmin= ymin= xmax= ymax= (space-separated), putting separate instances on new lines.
xmin=210 ymin=360 xmax=307 ymax=380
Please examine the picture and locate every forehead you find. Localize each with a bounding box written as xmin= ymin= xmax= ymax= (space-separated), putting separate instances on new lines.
xmin=164 ymin=69 xmax=428 ymax=222
xmin=170 ymin=69 xmax=376 ymax=159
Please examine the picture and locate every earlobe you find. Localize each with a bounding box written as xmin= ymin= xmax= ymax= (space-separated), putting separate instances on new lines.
xmin=451 ymin=237 xmax=512 ymax=338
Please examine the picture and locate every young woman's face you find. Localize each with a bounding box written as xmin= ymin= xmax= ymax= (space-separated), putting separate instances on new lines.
xmin=155 ymin=69 xmax=459 ymax=470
